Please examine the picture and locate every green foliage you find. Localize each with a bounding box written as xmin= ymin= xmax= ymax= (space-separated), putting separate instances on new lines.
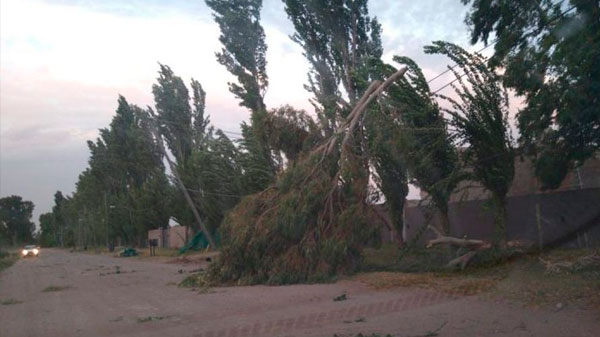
xmin=264 ymin=105 xmax=322 ymax=164
xmin=183 ymin=129 xmax=243 ymax=232
xmin=206 ymin=0 xmax=279 ymax=194
xmin=205 ymin=0 xmax=268 ymax=113
xmin=427 ymin=41 xmax=514 ymax=243
xmin=39 ymin=94 xmax=171 ymax=248
xmin=238 ymin=119 xmax=278 ymax=194
xmin=461 ymin=0 xmax=600 ymax=188
xmin=178 ymin=273 xmax=209 ymax=288
xmin=364 ymin=103 xmax=408 ymax=237
xmin=383 ymin=56 xmax=460 ymax=233
xmin=208 ymin=1 xmax=425 ymax=285
xmin=86 ymin=96 xmax=170 ymax=246
xmin=0 ymin=195 xmax=35 ymax=245
xmin=207 ymin=151 xmax=380 ymax=285
xmin=283 ymin=0 xmax=383 ymax=130
xmin=152 ymin=64 xmax=195 ymax=165
xmin=39 ymin=63 xmax=246 ymax=249
xmin=38 ymin=212 xmax=56 ymax=247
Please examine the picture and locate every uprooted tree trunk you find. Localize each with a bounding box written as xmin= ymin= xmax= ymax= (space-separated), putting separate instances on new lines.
xmin=426 ymin=225 xmax=492 ymax=270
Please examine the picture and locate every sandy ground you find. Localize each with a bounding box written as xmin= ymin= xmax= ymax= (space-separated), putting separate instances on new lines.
xmin=1 ymin=249 xmax=598 ymax=337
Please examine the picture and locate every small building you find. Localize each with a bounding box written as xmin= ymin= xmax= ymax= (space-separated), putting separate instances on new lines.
xmin=148 ymin=225 xmax=190 ymax=249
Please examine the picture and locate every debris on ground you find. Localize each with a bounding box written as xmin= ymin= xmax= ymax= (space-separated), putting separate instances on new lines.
xmin=333 ymin=293 xmax=347 ymax=302
xmin=539 ymin=253 xmax=600 ymax=274
xmin=119 ymin=248 xmax=138 ymax=257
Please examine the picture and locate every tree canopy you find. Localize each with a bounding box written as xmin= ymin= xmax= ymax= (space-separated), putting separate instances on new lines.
xmin=0 ymin=195 xmax=36 ymax=245
xmin=461 ymin=0 xmax=600 ymax=188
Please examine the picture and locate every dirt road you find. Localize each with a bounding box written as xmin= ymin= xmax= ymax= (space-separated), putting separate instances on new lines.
xmin=1 ymin=249 xmax=598 ymax=337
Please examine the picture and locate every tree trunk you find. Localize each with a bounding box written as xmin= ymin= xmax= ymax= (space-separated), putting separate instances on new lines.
xmin=440 ymin=207 xmax=451 ymax=236
xmin=492 ymin=195 xmax=508 ymax=248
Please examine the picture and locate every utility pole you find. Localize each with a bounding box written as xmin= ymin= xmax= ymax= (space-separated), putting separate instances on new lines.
xmin=104 ymin=192 xmax=109 ymax=249
xmin=535 ymin=203 xmax=543 ymax=250
xmin=143 ymin=110 xmax=217 ymax=249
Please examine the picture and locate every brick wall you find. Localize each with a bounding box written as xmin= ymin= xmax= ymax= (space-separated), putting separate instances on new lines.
xmin=406 ymin=154 xmax=600 ymax=247
xmin=421 ymin=153 xmax=600 ymax=202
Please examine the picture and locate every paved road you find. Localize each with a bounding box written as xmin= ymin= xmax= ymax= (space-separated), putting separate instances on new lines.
xmin=1 ymin=249 xmax=598 ymax=337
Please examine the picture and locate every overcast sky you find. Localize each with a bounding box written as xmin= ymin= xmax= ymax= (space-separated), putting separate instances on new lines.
xmin=0 ymin=0 xmax=485 ymax=225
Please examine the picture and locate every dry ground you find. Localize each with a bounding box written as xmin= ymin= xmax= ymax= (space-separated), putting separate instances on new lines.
xmin=1 ymin=248 xmax=598 ymax=337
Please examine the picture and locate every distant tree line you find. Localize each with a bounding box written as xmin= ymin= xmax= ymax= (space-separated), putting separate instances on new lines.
xmin=34 ymin=0 xmax=597 ymax=262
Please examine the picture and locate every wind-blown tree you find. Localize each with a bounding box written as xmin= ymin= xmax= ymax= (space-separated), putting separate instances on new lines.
xmin=38 ymin=212 xmax=55 ymax=247
xmin=41 ymin=191 xmax=69 ymax=247
xmin=0 ymin=195 xmax=35 ymax=245
xmin=205 ymin=0 xmax=267 ymax=113
xmin=284 ymin=0 xmax=411 ymax=235
xmin=460 ymin=0 xmax=600 ymax=188
xmin=152 ymin=64 xmax=195 ymax=166
xmin=380 ymin=56 xmax=460 ymax=235
xmin=184 ymin=128 xmax=244 ymax=233
xmin=205 ymin=0 xmax=277 ymax=192
xmin=207 ymin=0 xmax=412 ymax=284
xmin=427 ymin=41 xmax=514 ymax=245
xmin=150 ymin=64 xmax=243 ymax=236
xmin=283 ymin=0 xmax=383 ymax=132
xmin=84 ymin=96 xmax=170 ymax=246
xmin=364 ymin=102 xmax=409 ymax=241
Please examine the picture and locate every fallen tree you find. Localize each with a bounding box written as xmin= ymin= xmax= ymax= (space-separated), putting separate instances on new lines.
xmin=426 ymin=225 xmax=492 ymax=270
xmin=207 ymin=68 xmax=408 ymax=285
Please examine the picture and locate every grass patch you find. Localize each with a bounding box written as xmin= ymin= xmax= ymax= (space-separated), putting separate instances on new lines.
xmin=1 ymin=298 xmax=23 ymax=305
xmin=357 ymin=246 xmax=600 ymax=309
xmin=352 ymin=271 xmax=499 ymax=296
xmin=137 ymin=247 xmax=182 ymax=258
xmin=0 ymin=252 xmax=18 ymax=273
xmin=493 ymin=249 xmax=600 ymax=308
xmin=360 ymin=243 xmax=524 ymax=273
xmin=42 ymin=285 xmax=72 ymax=292
xmin=178 ymin=273 xmax=215 ymax=294
xmin=178 ymin=273 xmax=208 ymax=288
xmin=360 ymin=244 xmax=449 ymax=273
xmin=355 ymin=243 xmax=516 ymax=296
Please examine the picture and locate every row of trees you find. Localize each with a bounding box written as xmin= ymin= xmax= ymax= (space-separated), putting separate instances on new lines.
xmin=37 ymin=1 xmax=597 ymax=281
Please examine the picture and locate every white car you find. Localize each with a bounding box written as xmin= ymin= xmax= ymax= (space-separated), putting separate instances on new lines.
xmin=22 ymin=245 xmax=40 ymax=257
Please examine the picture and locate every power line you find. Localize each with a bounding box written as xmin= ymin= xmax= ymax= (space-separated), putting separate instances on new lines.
xmin=427 ymin=41 xmax=496 ymax=84
xmin=429 ymin=4 xmax=578 ymax=94
xmin=158 ymin=118 xmax=243 ymax=138
xmin=186 ymin=188 xmax=243 ymax=198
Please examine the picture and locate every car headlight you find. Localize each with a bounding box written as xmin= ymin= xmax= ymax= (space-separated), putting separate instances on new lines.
xmin=22 ymin=250 xmax=27 ymax=255
xmin=33 ymin=249 xmax=39 ymax=255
